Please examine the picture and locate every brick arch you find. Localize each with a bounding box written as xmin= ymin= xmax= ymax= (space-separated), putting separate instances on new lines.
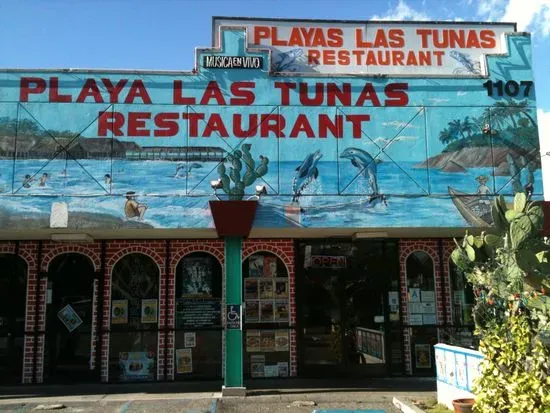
xmin=171 ymin=246 xmax=224 ymax=273
xmin=242 ymin=245 xmax=292 ymax=275
xmin=108 ymin=248 xmax=164 ymax=274
xmin=42 ymin=246 xmax=100 ymax=272
xmin=0 ymin=243 xmax=35 ymax=268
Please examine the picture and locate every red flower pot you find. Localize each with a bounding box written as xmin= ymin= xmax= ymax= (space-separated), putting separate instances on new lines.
xmin=452 ymin=398 xmax=475 ymax=413
xmin=209 ymin=200 xmax=258 ymax=237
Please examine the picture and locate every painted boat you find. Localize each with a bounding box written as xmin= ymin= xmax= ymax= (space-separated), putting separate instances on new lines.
xmin=448 ymin=186 xmax=492 ymax=227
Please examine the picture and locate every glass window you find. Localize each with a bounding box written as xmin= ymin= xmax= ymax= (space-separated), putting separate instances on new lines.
xmin=449 ymin=260 xmax=474 ymax=325
xmin=243 ymin=253 xmax=290 ymax=378
xmin=110 ymin=254 xmax=159 ymax=382
xmin=406 ymin=252 xmax=436 ymax=322
xmin=174 ymin=253 xmax=222 ymax=379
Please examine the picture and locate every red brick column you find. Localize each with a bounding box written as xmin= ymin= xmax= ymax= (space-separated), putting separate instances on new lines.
xmin=242 ymin=239 xmax=296 ymax=377
xmin=399 ymin=239 xmax=441 ymax=375
xmin=104 ymin=241 xmax=165 ymax=382
xmin=442 ymin=239 xmax=455 ymax=325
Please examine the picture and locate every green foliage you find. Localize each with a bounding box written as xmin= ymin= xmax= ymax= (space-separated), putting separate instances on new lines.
xmin=217 ymin=144 xmax=269 ymax=200
xmin=452 ymin=192 xmax=550 ymax=412
xmin=474 ymin=313 xmax=550 ymax=413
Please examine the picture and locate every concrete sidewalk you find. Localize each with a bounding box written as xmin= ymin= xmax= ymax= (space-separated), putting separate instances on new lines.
xmin=0 ymin=378 xmax=436 ymax=413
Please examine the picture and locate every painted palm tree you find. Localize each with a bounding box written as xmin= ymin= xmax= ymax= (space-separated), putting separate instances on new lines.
xmin=448 ymin=119 xmax=466 ymax=139
xmin=439 ymin=127 xmax=453 ymax=144
xmin=509 ymin=98 xmax=537 ymax=127
xmin=462 ymin=116 xmax=475 ymax=137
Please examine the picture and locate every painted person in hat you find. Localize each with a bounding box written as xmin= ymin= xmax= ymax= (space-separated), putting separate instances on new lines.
xmin=475 ymin=175 xmax=491 ymax=204
xmin=124 ymin=191 xmax=148 ymax=220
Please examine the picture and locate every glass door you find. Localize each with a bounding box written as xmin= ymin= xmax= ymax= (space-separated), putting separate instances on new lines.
xmin=45 ymin=253 xmax=95 ymax=382
xmin=0 ymin=255 xmax=27 ymax=384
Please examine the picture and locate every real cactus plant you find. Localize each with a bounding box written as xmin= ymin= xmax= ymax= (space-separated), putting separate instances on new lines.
xmin=217 ymin=144 xmax=269 ymax=200
xmin=452 ymin=192 xmax=550 ymax=411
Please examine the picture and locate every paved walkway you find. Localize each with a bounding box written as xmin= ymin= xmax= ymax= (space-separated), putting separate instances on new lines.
xmin=0 ymin=378 xmax=436 ymax=413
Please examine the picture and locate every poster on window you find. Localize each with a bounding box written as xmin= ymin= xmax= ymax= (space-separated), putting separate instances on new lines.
xmin=181 ymin=257 xmax=213 ymax=297
xmin=261 ymin=330 xmax=275 ymax=352
xmin=260 ymin=301 xmax=273 ymax=321
xmin=263 ymin=256 xmax=277 ymax=277
xmin=251 ymin=354 xmax=265 ymax=378
xmin=184 ymin=332 xmax=196 ymax=348
xmin=119 ymin=351 xmax=155 ymax=381
xmin=275 ymin=330 xmax=289 ymax=351
xmin=260 ymin=280 xmax=274 ymax=299
xmin=245 ymin=301 xmax=259 ymax=322
xmin=274 ymin=301 xmax=289 ymax=322
xmin=408 ymin=288 xmax=421 ymax=302
xmin=57 ymin=304 xmax=83 ymax=332
xmin=277 ymin=362 xmax=289 ymax=377
xmin=248 ymin=255 xmax=264 ymax=277
xmin=415 ymin=344 xmax=432 ymax=369
xmin=176 ymin=348 xmax=193 ymax=374
xmin=111 ymin=300 xmax=128 ymax=324
xmin=246 ymin=330 xmax=261 ymax=352
xmin=141 ymin=299 xmax=158 ymax=323
xmin=245 ymin=279 xmax=258 ymax=299
xmin=274 ymin=281 xmax=288 ymax=298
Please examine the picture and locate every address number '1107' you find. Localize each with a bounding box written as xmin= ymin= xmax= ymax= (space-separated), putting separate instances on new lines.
xmin=482 ymin=80 xmax=533 ymax=98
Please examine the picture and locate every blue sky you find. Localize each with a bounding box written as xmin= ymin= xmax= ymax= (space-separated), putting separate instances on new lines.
xmin=0 ymin=0 xmax=548 ymax=143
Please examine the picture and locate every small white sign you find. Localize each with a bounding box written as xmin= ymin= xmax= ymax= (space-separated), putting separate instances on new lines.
xmin=184 ymin=332 xmax=196 ymax=348
xmin=409 ymin=314 xmax=423 ymax=325
xmin=421 ymin=290 xmax=436 ymax=302
xmin=408 ymin=288 xmax=421 ymax=302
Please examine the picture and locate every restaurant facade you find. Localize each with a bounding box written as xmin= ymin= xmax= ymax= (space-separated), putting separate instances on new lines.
xmin=0 ymin=17 xmax=542 ymax=390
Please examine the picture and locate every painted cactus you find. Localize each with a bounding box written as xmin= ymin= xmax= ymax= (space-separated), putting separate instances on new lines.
xmin=217 ymin=143 xmax=269 ymax=200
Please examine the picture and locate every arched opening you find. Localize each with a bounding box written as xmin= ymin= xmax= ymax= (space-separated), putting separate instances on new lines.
xmin=110 ymin=253 xmax=159 ymax=382
xmin=242 ymin=252 xmax=291 ymax=378
xmin=405 ymin=251 xmax=437 ymax=375
xmin=45 ymin=253 xmax=95 ymax=382
xmin=174 ymin=252 xmax=222 ymax=379
xmin=0 ymin=254 xmax=27 ymax=384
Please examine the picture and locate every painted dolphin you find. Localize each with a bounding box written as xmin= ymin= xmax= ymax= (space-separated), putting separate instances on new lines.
xmin=292 ymin=150 xmax=323 ymax=202
xmin=273 ymin=48 xmax=304 ymax=72
xmin=175 ymin=162 xmax=202 ymax=177
xmin=340 ymin=147 xmax=380 ymax=195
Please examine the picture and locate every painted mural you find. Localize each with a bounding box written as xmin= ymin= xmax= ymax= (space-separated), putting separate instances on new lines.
xmin=0 ymin=20 xmax=541 ymax=230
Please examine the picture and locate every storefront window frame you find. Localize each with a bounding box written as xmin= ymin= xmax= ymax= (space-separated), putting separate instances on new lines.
xmin=173 ymin=251 xmax=223 ymax=380
xmin=109 ymin=252 xmax=161 ymax=383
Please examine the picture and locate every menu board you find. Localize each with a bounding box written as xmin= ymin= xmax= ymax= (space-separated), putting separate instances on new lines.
xmin=176 ymin=298 xmax=221 ymax=328
xmin=246 ymin=330 xmax=289 ymax=352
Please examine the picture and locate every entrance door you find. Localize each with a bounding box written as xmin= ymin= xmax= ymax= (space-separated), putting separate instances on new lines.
xmin=0 ymin=255 xmax=27 ymax=384
xmin=45 ymin=254 xmax=95 ymax=382
xmin=298 ymin=240 xmax=397 ymax=377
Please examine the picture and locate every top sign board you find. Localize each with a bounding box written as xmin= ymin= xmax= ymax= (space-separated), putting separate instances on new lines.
xmin=213 ymin=17 xmax=516 ymax=76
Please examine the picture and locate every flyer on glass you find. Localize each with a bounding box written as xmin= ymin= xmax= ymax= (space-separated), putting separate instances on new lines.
xmin=249 ymin=255 xmax=264 ymax=277
xmin=245 ymin=301 xmax=259 ymax=323
xmin=57 ymin=304 xmax=83 ymax=332
xmin=263 ymin=256 xmax=277 ymax=277
xmin=111 ymin=300 xmax=128 ymax=324
xmin=260 ymin=280 xmax=274 ymax=299
xmin=245 ymin=279 xmax=258 ymax=299
xmin=274 ymin=281 xmax=288 ymax=298
xmin=119 ymin=351 xmax=155 ymax=381
xmin=264 ymin=365 xmax=278 ymax=377
xmin=261 ymin=330 xmax=275 ymax=352
xmin=246 ymin=330 xmax=261 ymax=352
xmin=181 ymin=257 xmax=213 ymax=297
xmin=274 ymin=301 xmax=289 ymax=322
xmin=176 ymin=348 xmax=193 ymax=374
xmin=141 ymin=299 xmax=158 ymax=323
xmin=260 ymin=301 xmax=273 ymax=321
xmin=184 ymin=332 xmax=196 ymax=348
xmin=277 ymin=362 xmax=289 ymax=377
xmin=251 ymin=354 xmax=265 ymax=378
xmin=415 ymin=344 xmax=432 ymax=369
xmin=275 ymin=330 xmax=289 ymax=351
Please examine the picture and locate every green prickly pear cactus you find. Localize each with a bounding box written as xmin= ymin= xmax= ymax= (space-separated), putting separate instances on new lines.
xmin=451 ymin=192 xmax=550 ymax=412
xmin=217 ymin=144 xmax=269 ymax=200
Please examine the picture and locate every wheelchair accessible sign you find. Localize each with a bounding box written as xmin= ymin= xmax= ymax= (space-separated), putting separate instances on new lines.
xmin=226 ymin=305 xmax=242 ymax=329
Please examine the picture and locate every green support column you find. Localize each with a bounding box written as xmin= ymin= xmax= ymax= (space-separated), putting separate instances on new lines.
xmin=223 ymin=236 xmax=245 ymax=395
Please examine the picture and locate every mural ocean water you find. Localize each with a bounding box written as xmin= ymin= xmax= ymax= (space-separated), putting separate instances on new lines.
xmin=0 ymin=21 xmax=542 ymax=230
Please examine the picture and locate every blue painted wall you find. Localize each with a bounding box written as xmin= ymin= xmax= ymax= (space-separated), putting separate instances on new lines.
xmin=0 ymin=27 xmax=541 ymax=230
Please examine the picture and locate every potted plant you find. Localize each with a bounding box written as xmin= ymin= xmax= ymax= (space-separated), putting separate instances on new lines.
xmin=451 ymin=398 xmax=475 ymax=413
xmin=209 ymin=144 xmax=269 ymax=237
